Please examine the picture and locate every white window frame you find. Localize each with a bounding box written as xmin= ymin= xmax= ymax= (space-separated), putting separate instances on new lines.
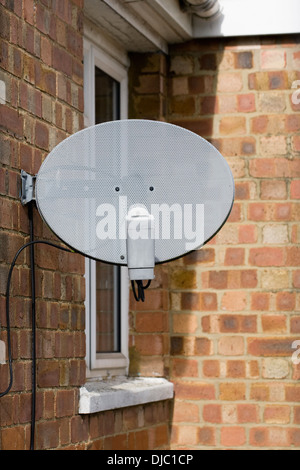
xmin=83 ymin=37 xmax=129 ymax=377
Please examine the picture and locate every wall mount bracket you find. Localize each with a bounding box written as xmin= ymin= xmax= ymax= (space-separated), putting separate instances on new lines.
xmin=20 ymin=170 xmax=36 ymax=206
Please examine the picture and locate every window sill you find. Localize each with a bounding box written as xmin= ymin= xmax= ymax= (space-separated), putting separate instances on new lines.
xmin=79 ymin=377 xmax=174 ymax=414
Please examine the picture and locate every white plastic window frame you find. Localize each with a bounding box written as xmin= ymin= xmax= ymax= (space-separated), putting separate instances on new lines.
xmin=83 ymin=37 xmax=129 ymax=377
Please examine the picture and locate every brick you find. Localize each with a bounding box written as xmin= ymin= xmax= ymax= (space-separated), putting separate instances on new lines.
xmin=183 ymin=248 xmax=215 ymax=265
xmin=286 ymin=247 xmax=300 ymax=266
xmin=235 ymin=51 xmax=253 ymax=69
xmin=285 ymin=385 xmax=300 ymax=402
xmin=198 ymin=427 xmax=215 ymax=446
xmin=289 ymin=428 xmax=300 ymax=447
xmin=172 ymin=358 xmax=198 ymax=377
xmin=249 ymin=247 xmax=284 ymax=266
xmin=136 ymin=312 xmax=168 ymax=333
xmin=181 ymin=292 xmax=200 ymax=311
xmin=0 ymin=105 xmax=23 ymax=137
xmin=237 ymin=404 xmax=258 ymax=423
xmin=237 ymin=93 xmax=256 ymax=112
xmin=293 ymin=270 xmax=300 ymax=288
xmin=203 ymin=404 xmax=221 ymax=423
xmin=170 ymin=56 xmax=194 ymax=74
xmin=174 ymin=381 xmax=215 ymax=400
xmin=226 ymin=360 xmax=245 ymax=378
xmin=172 ymin=314 xmax=197 ymax=333
xmin=286 ymin=114 xmax=300 ymax=132
xmin=258 ymin=91 xmax=287 ymax=113
xmin=260 ymin=136 xmax=287 ymax=156
xmin=218 ymin=95 xmax=237 ymax=113
xmin=217 ymin=72 xmax=243 ymax=92
xmin=291 ymin=180 xmax=300 ymax=199
xmin=268 ymin=427 xmax=289 ymax=447
xmin=219 ymin=383 xmax=246 ymax=401
xmin=260 ymin=180 xmax=287 ymax=200
xmin=171 ymin=77 xmax=188 ymax=96
xmin=222 ymin=404 xmax=237 ymax=424
xmin=203 ymin=359 xmax=220 ymax=377
xmin=199 ymin=53 xmax=217 ymax=70
xmin=294 ymin=407 xmax=300 ymax=424
xmin=248 ymin=338 xmax=292 ymax=357
xmin=37 ymin=360 xmax=60 ymax=387
xmin=241 ymin=269 xmax=257 ymax=288
xmin=251 ymin=292 xmax=270 ymax=310
xmin=261 ymin=269 xmax=289 ymax=290
xmin=219 ymin=116 xmax=246 ymax=135
xmin=249 ymin=427 xmax=268 ymax=447
xmin=264 ymin=405 xmax=290 ymax=424
xmin=173 ymin=401 xmax=199 ymax=423
xmin=36 ymin=421 xmax=60 ymax=450
xmin=292 ymin=135 xmax=300 ymax=152
xmin=170 ymin=269 xmax=197 ymax=289
xmin=56 ymin=390 xmax=75 ymax=417
xmin=200 ymin=95 xmax=218 ymax=114
xmin=221 ymin=291 xmax=247 ymax=311
xmin=170 ymin=118 xmax=213 ymax=137
xmin=250 ymin=384 xmax=269 ymax=401
xmin=194 ymin=337 xmax=212 ymax=356
xmin=261 ymin=50 xmax=286 ymax=69
xmin=218 ymin=336 xmax=244 ymax=356
xmin=224 ymin=248 xmax=245 ymax=266
xmin=262 ymin=314 xmax=286 ymax=333
xmin=263 ymin=358 xmax=289 ymax=380
xmin=262 ymin=224 xmax=288 ymax=244
xmin=209 ymin=271 xmax=227 ymax=289
xmin=35 ymin=62 xmax=56 ymax=96
xmin=135 ymin=334 xmax=166 ymax=356
xmin=35 ymin=121 xmax=49 ymax=150
xmin=188 ymin=76 xmax=205 ymax=94
xmin=169 ymin=96 xmax=195 ymax=115
xmin=1 ymin=425 xmax=26 ymax=450
xmin=276 ymin=292 xmax=295 ymax=311
xmin=221 ymin=426 xmax=246 ymax=447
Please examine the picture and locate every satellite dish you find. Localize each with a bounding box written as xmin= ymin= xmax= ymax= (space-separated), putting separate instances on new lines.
xmin=36 ymin=120 xmax=234 ymax=288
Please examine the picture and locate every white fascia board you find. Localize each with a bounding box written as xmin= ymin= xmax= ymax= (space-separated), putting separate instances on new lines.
xmin=84 ymin=17 xmax=130 ymax=69
xmin=87 ymin=0 xmax=169 ymax=53
xmin=193 ymin=0 xmax=300 ymax=38
xmin=126 ymin=0 xmax=193 ymax=42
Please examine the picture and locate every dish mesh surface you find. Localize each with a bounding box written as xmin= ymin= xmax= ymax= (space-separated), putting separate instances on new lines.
xmin=36 ymin=120 xmax=234 ymax=264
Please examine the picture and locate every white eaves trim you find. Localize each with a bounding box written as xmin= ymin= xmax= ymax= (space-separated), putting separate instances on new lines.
xmin=79 ymin=377 xmax=174 ymax=414
xmin=85 ymin=0 xmax=300 ymax=54
xmin=193 ymin=0 xmax=300 ymax=38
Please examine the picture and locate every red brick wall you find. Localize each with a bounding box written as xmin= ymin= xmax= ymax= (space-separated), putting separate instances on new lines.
xmin=129 ymin=35 xmax=300 ymax=449
xmin=0 ymin=1 xmax=172 ymax=450
xmin=0 ymin=0 xmax=87 ymax=450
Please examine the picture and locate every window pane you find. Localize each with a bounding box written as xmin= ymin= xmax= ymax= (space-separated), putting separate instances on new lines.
xmin=96 ymin=263 xmax=120 ymax=353
xmin=95 ymin=66 xmax=120 ymax=123
xmin=95 ymin=66 xmax=121 ymax=353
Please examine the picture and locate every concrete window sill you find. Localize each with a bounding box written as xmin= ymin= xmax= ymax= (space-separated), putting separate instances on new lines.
xmin=79 ymin=377 xmax=174 ymax=414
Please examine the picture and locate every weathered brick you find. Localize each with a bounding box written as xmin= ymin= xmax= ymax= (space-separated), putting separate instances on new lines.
xmin=221 ymin=426 xmax=246 ymax=447
xmin=219 ymin=383 xmax=246 ymax=401
xmin=261 ymin=50 xmax=286 ymax=69
xmin=248 ymin=338 xmax=292 ymax=357
xmin=217 ymin=72 xmax=243 ymax=92
xmin=218 ymin=336 xmax=244 ymax=356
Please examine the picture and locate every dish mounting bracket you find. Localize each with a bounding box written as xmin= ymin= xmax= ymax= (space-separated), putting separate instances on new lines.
xmin=20 ymin=170 xmax=36 ymax=206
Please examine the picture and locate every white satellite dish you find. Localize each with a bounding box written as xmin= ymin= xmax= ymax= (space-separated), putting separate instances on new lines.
xmin=35 ymin=120 xmax=234 ymax=291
